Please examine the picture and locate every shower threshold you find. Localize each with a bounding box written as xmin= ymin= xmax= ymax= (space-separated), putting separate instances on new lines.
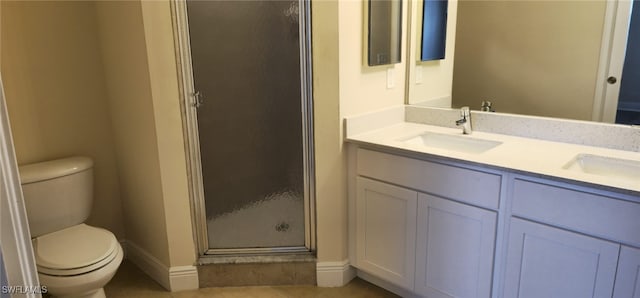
xmin=198 ymin=251 xmax=316 ymax=265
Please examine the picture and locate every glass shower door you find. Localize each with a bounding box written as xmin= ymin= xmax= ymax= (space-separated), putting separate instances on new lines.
xmin=185 ymin=0 xmax=308 ymax=251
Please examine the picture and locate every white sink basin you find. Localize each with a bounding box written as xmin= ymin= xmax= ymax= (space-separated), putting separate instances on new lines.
xmin=563 ymin=154 xmax=640 ymax=183
xmin=400 ymin=132 xmax=502 ymax=154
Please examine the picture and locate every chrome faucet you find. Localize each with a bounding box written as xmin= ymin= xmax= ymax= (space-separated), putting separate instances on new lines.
xmin=455 ymin=106 xmax=472 ymax=134
xmin=480 ymin=100 xmax=495 ymax=112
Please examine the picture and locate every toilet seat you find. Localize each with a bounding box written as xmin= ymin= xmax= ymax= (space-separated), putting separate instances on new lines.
xmin=32 ymin=224 xmax=119 ymax=276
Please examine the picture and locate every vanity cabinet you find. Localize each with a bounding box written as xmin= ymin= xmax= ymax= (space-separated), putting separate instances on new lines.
xmin=354 ymin=149 xmax=500 ymax=296
xmin=350 ymin=147 xmax=640 ymax=298
xmin=355 ymin=177 xmax=418 ymax=289
xmin=504 ymin=177 xmax=640 ymax=298
xmin=503 ymin=218 xmax=619 ymax=298
xmin=613 ymin=246 xmax=640 ymax=298
xmin=415 ymin=193 xmax=496 ymax=298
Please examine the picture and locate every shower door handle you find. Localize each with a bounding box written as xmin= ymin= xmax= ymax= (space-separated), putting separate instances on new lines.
xmin=193 ymin=91 xmax=204 ymax=108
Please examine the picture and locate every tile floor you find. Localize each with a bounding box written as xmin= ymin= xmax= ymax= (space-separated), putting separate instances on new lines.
xmin=104 ymin=261 xmax=400 ymax=297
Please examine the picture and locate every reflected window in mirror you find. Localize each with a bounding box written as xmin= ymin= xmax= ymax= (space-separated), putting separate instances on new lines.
xmin=615 ymin=0 xmax=640 ymax=125
xmin=368 ymin=0 xmax=403 ymax=66
xmin=421 ymin=0 xmax=448 ymax=61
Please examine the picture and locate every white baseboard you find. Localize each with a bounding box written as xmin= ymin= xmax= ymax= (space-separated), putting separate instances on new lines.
xmin=316 ymin=260 xmax=356 ymax=287
xmin=168 ymin=266 xmax=199 ymax=291
xmin=122 ymin=240 xmax=198 ymax=292
xmin=123 ymin=240 xmax=170 ymax=289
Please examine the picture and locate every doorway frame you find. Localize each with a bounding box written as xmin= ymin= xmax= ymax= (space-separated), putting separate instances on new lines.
xmin=170 ymin=0 xmax=316 ymax=257
xmin=593 ymin=0 xmax=634 ymax=123
xmin=0 ymin=75 xmax=41 ymax=296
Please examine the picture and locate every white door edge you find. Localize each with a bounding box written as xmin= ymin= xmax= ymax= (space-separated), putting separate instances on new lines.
xmin=593 ymin=0 xmax=633 ymax=123
xmin=0 ymin=74 xmax=41 ymax=296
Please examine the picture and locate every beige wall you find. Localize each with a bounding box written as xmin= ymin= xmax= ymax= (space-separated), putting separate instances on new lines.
xmin=139 ymin=0 xmax=196 ymax=267
xmin=95 ymin=0 xmax=195 ymax=267
xmin=452 ymin=1 xmax=606 ymax=120
xmin=407 ymin=0 xmax=458 ymax=106
xmin=312 ymin=0 xmax=408 ymax=263
xmin=338 ymin=0 xmax=407 ymax=117
xmin=312 ymin=0 xmax=345 ymax=263
xmin=0 ymin=1 xmax=125 ymax=239
xmin=95 ymin=0 xmax=170 ymax=265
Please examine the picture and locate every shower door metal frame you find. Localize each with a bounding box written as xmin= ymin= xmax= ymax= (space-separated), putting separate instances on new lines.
xmin=171 ymin=0 xmax=316 ymax=257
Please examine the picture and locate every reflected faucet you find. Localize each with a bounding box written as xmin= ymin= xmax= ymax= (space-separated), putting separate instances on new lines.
xmin=455 ymin=107 xmax=472 ymax=135
xmin=481 ymin=101 xmax=495 ymax=112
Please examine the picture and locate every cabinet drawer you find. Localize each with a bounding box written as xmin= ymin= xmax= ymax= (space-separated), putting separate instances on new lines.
xmin=512 ymin=178 xmax=640 ymax=247
xmin=357 ymin=149 xmax=501 ymax=209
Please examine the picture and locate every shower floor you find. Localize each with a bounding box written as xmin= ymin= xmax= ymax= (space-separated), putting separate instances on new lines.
xmin=207 ymin=191 xmax=305 ymax=249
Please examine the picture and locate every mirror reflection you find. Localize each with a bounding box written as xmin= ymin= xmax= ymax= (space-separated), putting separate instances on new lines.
xmin=420 ymin=0 xmax=448 ymax=61
xmin=407 ymin=0 xmax=640 ymax=125
xmin=368 ymin=0 xmax=403 ymax=66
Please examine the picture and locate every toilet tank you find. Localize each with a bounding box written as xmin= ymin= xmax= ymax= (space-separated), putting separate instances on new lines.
xmin=18 ymin=157 xmax=94 ymax=238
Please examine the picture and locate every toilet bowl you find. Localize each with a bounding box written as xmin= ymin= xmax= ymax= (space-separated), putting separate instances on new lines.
xmin=32 ymin=224 xmax=123 ymax=298
xmin=19 ymin=157 xmax=123 ymax=298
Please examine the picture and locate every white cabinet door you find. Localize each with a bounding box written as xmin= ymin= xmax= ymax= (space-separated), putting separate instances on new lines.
xmin=356 ymin=177 xmax=418 ymax=289
xmin=415 ymin=193 xmax=497 ymax=298
xmin=503 ymin=218 xmax=619 ymax=298
xmin=614 ymin=246 xmax=640 ymax=298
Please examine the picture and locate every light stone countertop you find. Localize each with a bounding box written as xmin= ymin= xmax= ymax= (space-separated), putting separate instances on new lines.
xmin=346 ymin=121 xmax=640 ymax=195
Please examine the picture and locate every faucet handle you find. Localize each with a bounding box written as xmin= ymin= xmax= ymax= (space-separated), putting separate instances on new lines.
xmin=456 ymin=106 xmax=472 ymax=134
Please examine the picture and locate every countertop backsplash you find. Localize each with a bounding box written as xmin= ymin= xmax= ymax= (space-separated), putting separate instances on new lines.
xmin=405 ymin=106 xmax=640 ymax=152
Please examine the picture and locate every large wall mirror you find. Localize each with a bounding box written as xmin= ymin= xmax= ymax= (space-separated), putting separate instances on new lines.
xmin=405 ymin=0 xmax=640 ymax=125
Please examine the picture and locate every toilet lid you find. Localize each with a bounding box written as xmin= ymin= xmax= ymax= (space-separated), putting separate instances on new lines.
xmin=32 ymin=224 xmax=118 ymax=271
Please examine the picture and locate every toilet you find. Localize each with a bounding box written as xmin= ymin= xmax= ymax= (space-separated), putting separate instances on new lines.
xmin=19 ymin=157 xmax=123 ymax=298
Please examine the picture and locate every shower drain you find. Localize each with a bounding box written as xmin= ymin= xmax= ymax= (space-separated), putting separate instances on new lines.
xmin=275 ymin=222 xmax=290 ymax=232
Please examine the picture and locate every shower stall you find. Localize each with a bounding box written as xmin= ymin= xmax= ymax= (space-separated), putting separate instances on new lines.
xmin=173 ymin=0 xmax=314 ymax=255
